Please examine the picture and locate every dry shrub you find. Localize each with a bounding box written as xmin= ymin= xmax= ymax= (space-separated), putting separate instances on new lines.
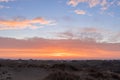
xmin=44 ymin=70 xmax=80 ymax=80
xmin=50 ymin=63 xmax=79 ymax=71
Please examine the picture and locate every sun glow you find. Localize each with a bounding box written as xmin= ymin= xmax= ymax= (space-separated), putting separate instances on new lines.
xmin=53 ymin=53 xmax=66 ymax=57
xmin=52 ymin=52 xmax=81 ymax=57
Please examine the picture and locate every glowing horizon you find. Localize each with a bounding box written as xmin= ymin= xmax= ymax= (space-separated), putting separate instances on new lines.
xmin=0 ymin=37 xmax=120 ymax=59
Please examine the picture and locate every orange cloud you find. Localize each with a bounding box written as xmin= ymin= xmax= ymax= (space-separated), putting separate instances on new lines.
xmin=0 ymin=37 xmax=120 ymax=59
xmin=0 ymin=17 xmax=54 ymax=30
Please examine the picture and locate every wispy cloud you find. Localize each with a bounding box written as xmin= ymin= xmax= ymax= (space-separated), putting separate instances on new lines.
xmin=56 ymin=27 xmax=103 ymax=42
xmin=100 ymin=0 xmax=108 ymax=10
xmin=0 ymin=17 xmax=55 ymax=30
xmin=0 ymin=5 xmax=10 ymax=9
xmin=67 ymin=0 xmax=118 ymax=11
xmin=55 ymin=27 xmax=120 ymax=43
xmin=74 ymin=10 xmax=86 ymax=15
xmin=67 ymin=0 xmax=103 ymax=7
xmin=81 ymin=27 xmax=101 ymax=33
xmin=0 ymin=0 xmax=15 ymax=2
xmin=0 ymin=0 xmax=15 ymax=9
xmin=117 ymin=1 xmax=120 ymax=6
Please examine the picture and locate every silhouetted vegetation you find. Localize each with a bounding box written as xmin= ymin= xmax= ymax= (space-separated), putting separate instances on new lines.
xmin=49 ymin=63 xmax=79 ymax=71
xmin=43 ymin=70 xmax=80 ymax=80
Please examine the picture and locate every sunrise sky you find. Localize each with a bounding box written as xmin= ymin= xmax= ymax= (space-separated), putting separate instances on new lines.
xmin=0 ymin=0 xmax=120 ymax=59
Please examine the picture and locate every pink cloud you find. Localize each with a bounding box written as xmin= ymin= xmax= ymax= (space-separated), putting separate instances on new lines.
xmin=0 ymin=17 xmax=55 ymax=30
xmin=81 ymin=27 xmax=101 ymax=33
xmin=67 ymin=0 xmax=87 ymax=7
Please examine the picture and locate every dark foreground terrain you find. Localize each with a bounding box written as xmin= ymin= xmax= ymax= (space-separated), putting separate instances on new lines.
xmin=0 ymin=59 xmax=120 ymax=80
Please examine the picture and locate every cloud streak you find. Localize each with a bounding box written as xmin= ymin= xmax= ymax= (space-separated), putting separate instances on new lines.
xmin=74 ymin=10 xmax=86 ymax=15
xmin=0 ymin=0 xmax=14 ymax=2
xmin=0 ymin=17 xmax=55 ymax=30
xmin=0 ymin=5 xmax=10 ymax=9
xmin=0 ymin=0 xmax=14 ymax=9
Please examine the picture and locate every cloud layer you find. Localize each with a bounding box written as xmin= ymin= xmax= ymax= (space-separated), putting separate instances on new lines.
xmin=0 ymin=17 xmax=54 ymax=30
xmin=0 ymin=37 xmax=120 ymax=59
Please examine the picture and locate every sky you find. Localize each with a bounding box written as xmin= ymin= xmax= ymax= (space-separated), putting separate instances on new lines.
xmin=0 ymin=0 xmax=120 ymax=59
